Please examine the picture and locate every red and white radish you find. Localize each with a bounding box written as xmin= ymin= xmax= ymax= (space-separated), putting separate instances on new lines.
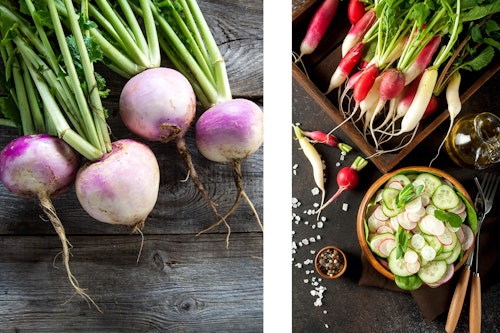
xmin=194 ymin=99 xmax=264 ymax=243
xmin=347 ymin=0 xmax=367 ymax=25
xmin=299 ymin=128 xmax=352 ymax=153
xmin=316 ymin=156 xmax=368 ymax=213
xmin=403 ymin=36 xmax=441 ymax=85
xmin=75 ymin=139 xmax=160 ymax=232
xmin=0 ymin=134 xmax=100 ymax=310
xmin=296 ymin=0 xmax=339 ymax=61
xmin=325 ymin=41 xmax=365 ymax=94
xmin=342 ymin=9 xmax=377 ymax=57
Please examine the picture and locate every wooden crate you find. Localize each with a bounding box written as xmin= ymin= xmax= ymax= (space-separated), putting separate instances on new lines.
xmin=292 ymin=0 xmax=500 ymax=173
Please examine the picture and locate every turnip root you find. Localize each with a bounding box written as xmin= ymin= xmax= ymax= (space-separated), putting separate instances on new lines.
xmin=119 ymin=67 xmax=221 ymax=220
xmin=195 ymin=99 xmax=264 ymax=246
xmin=0 ymin=134 xmax=99 ymax=310
xmin=75 ymin=139 xmax=160 ymax=233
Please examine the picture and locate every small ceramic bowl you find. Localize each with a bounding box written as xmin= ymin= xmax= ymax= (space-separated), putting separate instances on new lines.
xmin=356 ymin=166 xmax=474 ymax=281
xmin=315 ymin=246 xmax=347 ymax=279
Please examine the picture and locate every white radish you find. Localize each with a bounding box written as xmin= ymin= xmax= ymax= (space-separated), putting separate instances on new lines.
xmin=429 ymin=72 xmax=462 ymax=167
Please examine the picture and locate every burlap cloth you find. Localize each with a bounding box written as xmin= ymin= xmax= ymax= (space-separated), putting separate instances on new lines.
xmin=358 ymin=215 xmax=499 ymax=321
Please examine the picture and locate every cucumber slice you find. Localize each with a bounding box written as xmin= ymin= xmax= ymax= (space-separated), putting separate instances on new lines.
xmin=382 ymin=188 xmax=399 ymax=209
xmin=418 ymin=260 xmax=448 ymax=284
xmin=388 ymin=248 xmax=413 ymax=277
xmin=414 ymin=173 xmax=442 ymax=196
xmin=386 ymin=174 xmax=412 ymax=189
xmin=423 ymin=234 xmax=443 ymax=254
xmin=432 ymin=184 xmax=460 ymax=210
xmin=370 ymin=233 xmax=396 ymax=258
xmin=445 ymin=241 xmax=462 ymax=264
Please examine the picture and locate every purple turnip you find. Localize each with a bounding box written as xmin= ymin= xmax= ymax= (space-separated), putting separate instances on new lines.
xmin=0 ymin=134 xmax=100 ymax=310
xmin=195 ymin=99 xmax=264 ymax=243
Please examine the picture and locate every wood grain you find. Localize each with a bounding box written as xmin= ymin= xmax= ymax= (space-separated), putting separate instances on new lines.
xmin=0 ymin=1 xmax=263 ymax=331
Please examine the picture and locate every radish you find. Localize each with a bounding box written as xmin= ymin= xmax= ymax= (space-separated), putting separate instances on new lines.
xmin=296 ymin=0 xmax=339 ymax=62
xmin=429 ymin=72 xmax=462 ymax=167
xmin=316 ymin=156 xmax=368 ymax=213
xmin=299 ymin=128 xmax=352 ymax=153
xmin=342 ymin=9 xmax=377 ymax=57
xmin=194 ymin=99 xmax=264 ymax=244
xmin=0 ymin=134 xmax=99 ymax=310
xmin=293 ymin=124 xmax=326 ymax=220
xmin=402 ymin=36 xmax=441 ymax=85
xmin=75 ymin=139 xmax=160 ymax=232
xmin=347 ymin=0 xmax=367 ymax=25
xmin=325 ymin=41 xmax=365 ymax=94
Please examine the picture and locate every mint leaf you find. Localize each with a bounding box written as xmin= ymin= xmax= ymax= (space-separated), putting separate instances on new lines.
xmin=434 ymin=209 xmax=463 ymax=228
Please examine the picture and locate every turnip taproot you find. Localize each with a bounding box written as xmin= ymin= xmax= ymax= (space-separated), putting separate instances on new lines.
xmin=195 ymin=99 xmax=264 ymax=244
xmin=0 ymin=134 xmax=100 ymax=310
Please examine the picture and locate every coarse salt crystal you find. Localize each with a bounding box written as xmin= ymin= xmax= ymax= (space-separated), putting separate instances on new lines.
xmin=342 ymin=203 xmax=349 ymax=211
xmin=336 ymin=162 xmax=340 ymax=167
xmin=302 ymin=239 xmax=309 ymax=245
xmin=321 ymin=216 xmax=327 ymax=222
xmin=317 ymin=221 xmax=324 ymax=228
xmin=310 ymin=250 xmax=315 ymax=254
xmin=311 ymin=187 xmax=320 ymax=195
xmin=309 ymin=237 xmax=316 ymax=243
xmin=304 ymin=279 xmax=309 ymax=284
xmin=316 ymin=235 xmax=322 ymax=240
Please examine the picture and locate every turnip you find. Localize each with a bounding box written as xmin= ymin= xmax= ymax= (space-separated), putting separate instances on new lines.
xmin=195 ymin=99 xmax=264 ymax=243
xmin=75 ymin=139 xmax=160 ymax=232
xmin=0 ymin=134 xmax=100 ymax=310
xmin=0 ymin=1 xmax=162 ymax=307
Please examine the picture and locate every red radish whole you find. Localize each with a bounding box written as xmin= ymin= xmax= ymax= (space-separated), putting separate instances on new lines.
xmin=342 ymin=9 xmax=376 ymax=57
xmin=325 ymin=42 xmax=365 ymax=94
xmin=119 ymin=67 xmax=220 ymax=219
xmin=299 ymin=129 xmax=352 ymax=153
xmin=403 ymin=36 xmax=441 ymax=85
xmin=0 ymin=134 xmax=100 ymax=309
xmin=316 ymin=156 xmax=368 ymax=213
xmin=195 ymin=99 xmax=264 ymax=244
xmin=75 ymin=139 xmax=160 ymax=232
xmin=297 ymin=0 xmax=339 ymax=61
xmin=348 ymin=0 xmax=367 ymax=25
xmin=353 ymin=63 xmax=380 ymax=103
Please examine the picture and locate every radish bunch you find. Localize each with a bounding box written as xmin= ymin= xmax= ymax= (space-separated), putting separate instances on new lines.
xmin=322 ymin=0 xmax=499 ymax=158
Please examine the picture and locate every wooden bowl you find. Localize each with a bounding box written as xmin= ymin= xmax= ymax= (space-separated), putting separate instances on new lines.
xmin=315 ymin=246 xmax=347 ymax=279
xmin=356 ymin=166 xmax=474 ymax=281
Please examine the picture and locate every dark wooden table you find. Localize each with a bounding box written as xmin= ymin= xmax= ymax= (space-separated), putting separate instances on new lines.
xmin=291 ymin=65 xmax=500 ymax=332
xmin=0 ymin=1 xmax=263 ymax=332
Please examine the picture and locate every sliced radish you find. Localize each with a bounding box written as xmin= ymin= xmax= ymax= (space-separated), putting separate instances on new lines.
xmin=378 ymin=238 xmax=397 ymax=257
xmin=437 ymin=228 xmax=454 ymax=246
xmin=406 ymin=260 xmax=421 ymax=275
xmin=420 ymin=194 xmax=431 ymax=207
xmin=398 ymin=212 xmax=417 ymax=230
xmin=387 ymin=180 xmax=404 ymax=190
xmin=406 ymin=210 xmax=423 ymax=223
xmin=419 ymin=215 xmax=445 ymax=236
xmin=389 ymin=216 xmax=399 ymax=231
xmin=405 ymin=197 xmax=422 ymax=213
xmin=425 ymin=204 xmax=437 ymax=216
xmin=374 ymin=204 xmax=389 ymax=220
xmin=410 ymin=233 xmax=426 ymax=250
xmin=460 ymin=224 xmax=475 ymax=251
xmin=377 ymin=225 xmax=395 ymax=234
xmin=448 ymin=200 xmax=466 ymax=214
xmin=367 ymin=214 xmax=385 ymax=233
xmin=404 ymin=249 xmax=419 ymax=264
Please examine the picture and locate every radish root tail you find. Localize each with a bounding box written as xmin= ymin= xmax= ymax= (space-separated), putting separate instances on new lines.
xmin=38 ymin=194 xmax=102 ymax=313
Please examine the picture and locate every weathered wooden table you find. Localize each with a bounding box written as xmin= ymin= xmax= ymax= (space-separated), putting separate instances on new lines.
xmin=0 ymin=1 xmax=263 ymax=332
xmin=292 ymin=66 xmax=500 ymax=332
